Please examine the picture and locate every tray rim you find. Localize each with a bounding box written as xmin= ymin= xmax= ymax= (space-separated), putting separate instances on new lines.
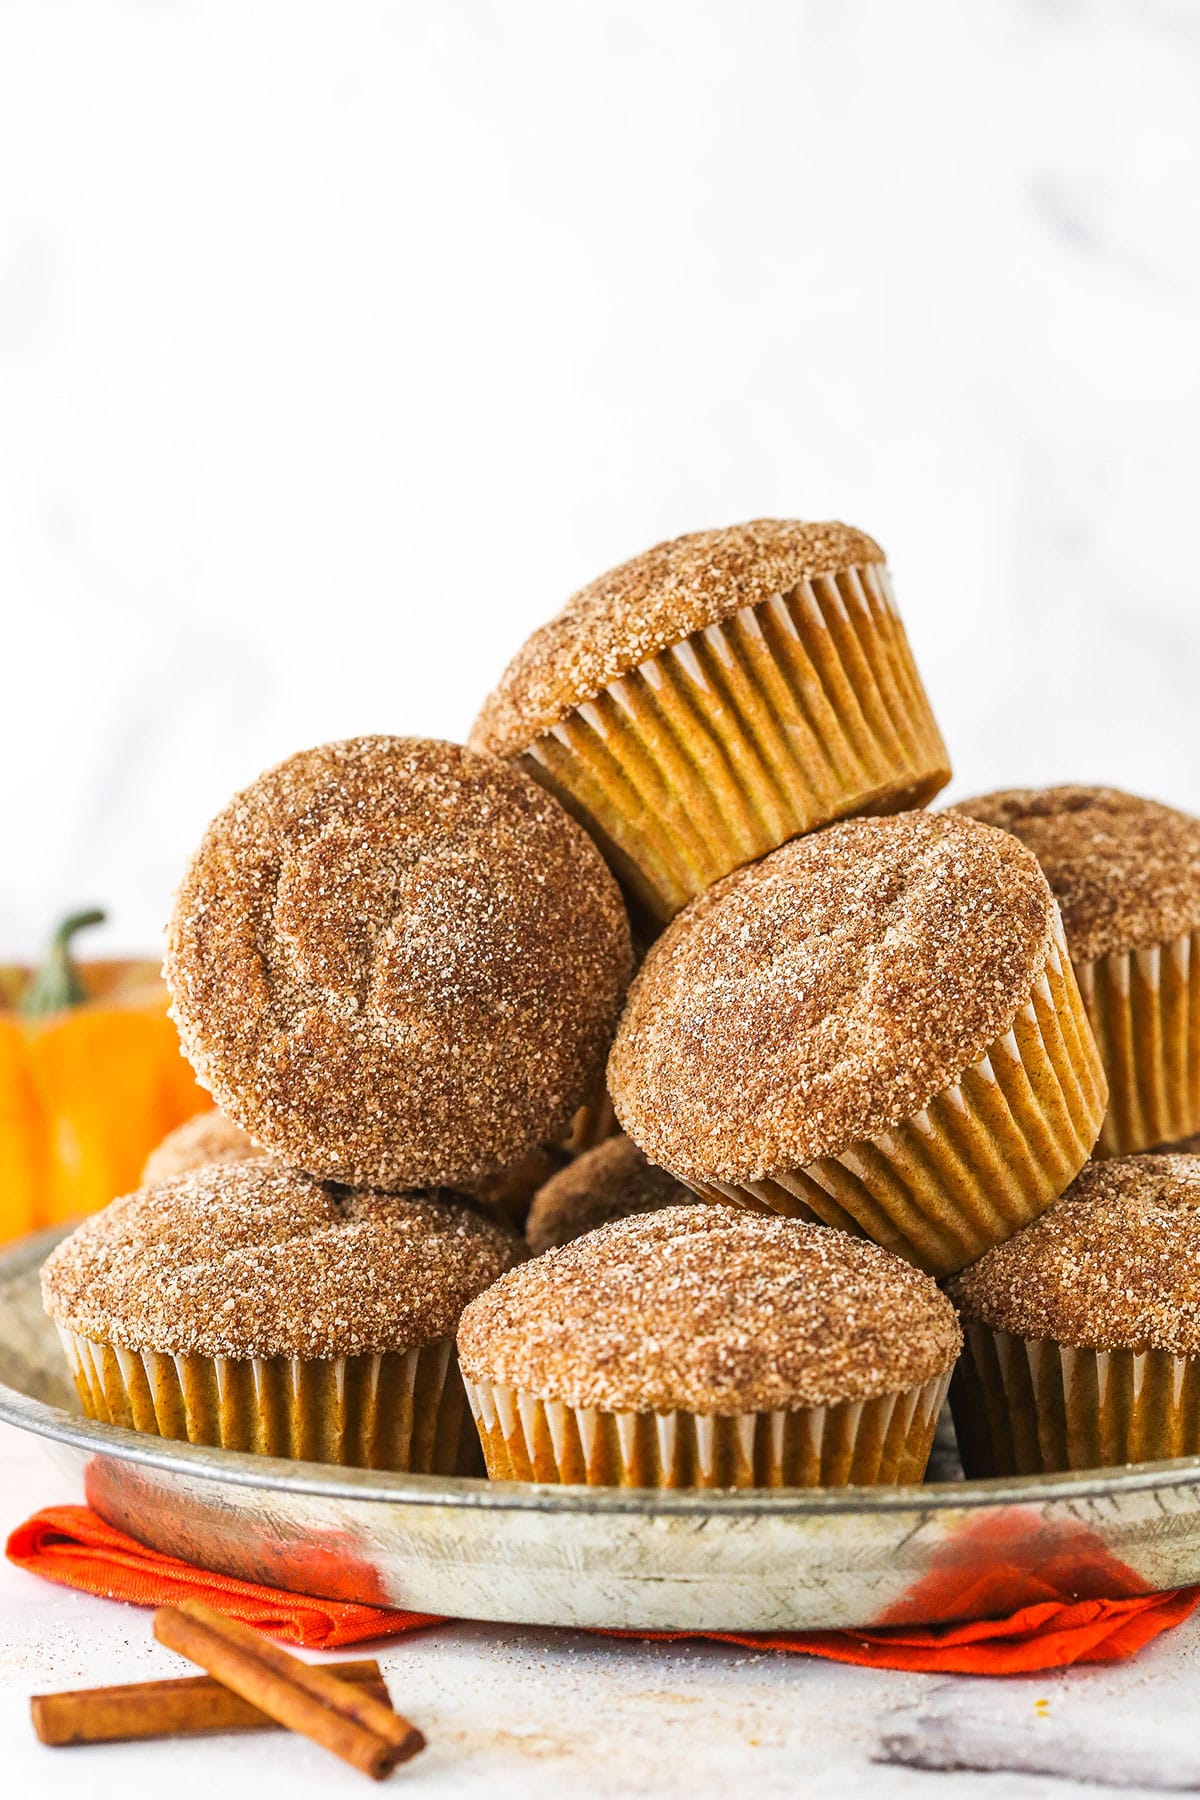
xmin=8 ymin=1223 xmax=1200 ymax=1520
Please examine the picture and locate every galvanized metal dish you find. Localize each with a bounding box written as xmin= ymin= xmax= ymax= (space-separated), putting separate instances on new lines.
xmin=5 ymin=1226 xmax=1200 ymax=1632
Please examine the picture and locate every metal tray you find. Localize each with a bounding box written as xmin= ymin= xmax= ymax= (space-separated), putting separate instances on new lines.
xmin=5 ymin=1227 xmax=1200 ymax=1633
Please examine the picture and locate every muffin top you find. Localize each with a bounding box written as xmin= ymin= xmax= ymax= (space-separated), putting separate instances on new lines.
xmin=166 ymin=736 xmax=633 ymax=1190
xmin=458 ymin=1207 xmax=961 ymax=1413
xmin=950 ymin=786 xmax=1200 ymax=963
xmin=525 ymin=1135 xmax=699 ymax=1255
xmin=609 ymin=811 xmax=1057 ymax=1184
xmin=142 ymin=1110 xmax=260 ymax=1185
xmin=41 ymin=1161 xmax=524 ymax=1360
xmin=951 ymin=1155 xmax=1200 ymax=1355
xmin=470 ymin=519 xmax=883 ymax=759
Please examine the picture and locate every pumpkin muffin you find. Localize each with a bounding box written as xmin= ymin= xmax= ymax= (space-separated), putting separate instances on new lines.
xmin=470 ymin=520 xmax=950 ymax=924
xmin=950 ymin=1155 xmax=1200 ymax=1476
xmin=465 ymin=1085 xmax=623 ymax=1229
xmin=166 ymin=736 xmax=633 ymax=1191
xmin=609 ymin=811 xmax=1107 ymax=1276
xmin=951 ymin=788 xmax=1200 ymax=1157
xmin=142 ymin=1109 xmax=260 ymax=1184
xmin=41 ymin=1161 xmax=523 ymax=1471
xmin=458 ymin=1208 xmax=961 ymax=1488
xmin=525 ymin=1135 xmax=700 ymax=1255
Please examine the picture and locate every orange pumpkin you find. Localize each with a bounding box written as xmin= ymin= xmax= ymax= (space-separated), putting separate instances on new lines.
xmin=0 ymin=911 xmax=210 ymax=1245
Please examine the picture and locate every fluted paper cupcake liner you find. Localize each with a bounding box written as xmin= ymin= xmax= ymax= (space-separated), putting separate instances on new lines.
xmin=950 ymin=1322 xmax=1200 ymax=1476
xmin=1075 ymin=930 xmax=1200 ymax=1157
xmin=688 ymin=918 xmax=1107 ymax=1277
xmin=58 ymin=1328 xmax=481 ymax=1474
xmin=462 ymin=1370 xmax=950 ymax=1489
xmin=519 ymin=563 xmax=951 ymax=923
xmin=563 ymin=1089 xmax=620 ymax=1157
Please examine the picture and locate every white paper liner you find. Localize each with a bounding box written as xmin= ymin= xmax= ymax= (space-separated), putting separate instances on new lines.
xmin=56 ymin=1327 xmax=479 ymax=1473
xmin=519 ymin=563 xmax=950 ymax=922
xmin=1075 ymin=929 xmax=1200 ymax=1157
xmin=462 ymin=1369 xmax=951 ymax=1489
xmin=951 ymin=1321 xmax=1200 ymax=1477
xmin=685 ymin=914 xmax=1107 ymax=1277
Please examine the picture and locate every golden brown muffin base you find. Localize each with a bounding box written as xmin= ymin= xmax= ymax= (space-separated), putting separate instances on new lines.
xmin=517 ymin=564 xmax=950 ymax=923
xmin=463 ymin=1371 xmax=950 ymax=1489
xmin=686 ymin=924 xmax=1106 ymax=1276
xmin=58 ymin=1328 xmax=481 ymax=1474
xmin=951 ymin=1323 xmax=1200 ymax=1476
xmin=1076 ymin=930 xmax=1200 ymax=1157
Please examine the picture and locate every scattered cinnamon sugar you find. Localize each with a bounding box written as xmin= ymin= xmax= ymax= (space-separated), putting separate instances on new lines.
xmin=41 ymin=1162 xmax=524 ymax=1360
xmin=950 ymin=786 xmax=1200 ymax=963
xmin=165 ymin=737 xmax=633 ymax=1190
xmin=458 ymin=1207 xmax=961 ymax=1413
xmin=469 ymin=519 xmax=885 ymax=759
xmin=142 ymin=1111 xmax=261 ymax=1184
xmin=608 ymin=811 xmax=1056 ymax=1183
xmin=525 ymin=1135 xmax=700 ymax=1255
xmin=950 ymin=1154 xmax=1200 ymax=1354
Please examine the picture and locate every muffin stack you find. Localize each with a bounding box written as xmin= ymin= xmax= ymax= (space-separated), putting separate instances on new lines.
xmin=40 ymin=517 xmax=1200 ymax=1489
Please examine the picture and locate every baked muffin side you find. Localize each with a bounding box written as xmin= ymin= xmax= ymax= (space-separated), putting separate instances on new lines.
xmin=525 ymin=1135 xmax=702 ymax=1255
xmin=609 ymin=810 xmax=1107 ymax=1275
xmin=952 ymin=786 xmax=1200 ymax=1156
xmin=42 ymin=1161 xmax=524 ymax=1472
xmin=459 ymin=1207 xmax=961 ymax=1489
xmin=949 ymin=1153 xmax=1200 ymax=1475
xmin=471 ymin=520 xmax=951 ymax=923
xmin=166 ymin=735 xmax=633 ymax=1191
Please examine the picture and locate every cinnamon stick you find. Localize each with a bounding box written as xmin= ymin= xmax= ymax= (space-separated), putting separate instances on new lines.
xmin=31 ymin=1660 xmax=390 ymax=1747
xmin=153 ymin=1603 xmax=424 ymax=1780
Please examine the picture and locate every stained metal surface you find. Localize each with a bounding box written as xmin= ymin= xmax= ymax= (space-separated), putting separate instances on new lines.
xmin=5 ymin=1226 xmax=1200 ymax=1632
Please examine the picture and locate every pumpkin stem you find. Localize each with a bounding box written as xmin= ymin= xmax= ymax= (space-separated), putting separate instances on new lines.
xmin=19 ymin=909 xmax=107 ymax=1018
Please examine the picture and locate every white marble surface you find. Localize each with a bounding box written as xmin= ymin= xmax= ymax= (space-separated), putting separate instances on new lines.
xmin=2 ymin=0 xmax=1200 ymax=958
xmin=2 ymin=1417 xmax=1200 ymax=1799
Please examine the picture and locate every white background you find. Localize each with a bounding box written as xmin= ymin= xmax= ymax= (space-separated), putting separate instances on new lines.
xmin=2 ymin=0 xmax=1199 ymax=958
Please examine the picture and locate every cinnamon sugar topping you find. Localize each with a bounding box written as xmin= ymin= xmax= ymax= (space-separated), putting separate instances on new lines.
xmin=951 ymin=1154 xmax=1200 ymax=1354
xmin=142 ymin=1111 xmax=260 ymax=1184
xmin=950 ymin=786 xmax=1200 ymax=963
xmin=470 ymin=519 xmax=884 ymax=759
xmin=458 ymin=1207 xmax=961 ymax=1413
xmin=525 ymin=1135 xmax=699 ymax=1255
xmin=41 ymin=1162 xmax=523 ymax=1360
xmin=608 ymin=811 xmax=1056 ymax=1183
xmin=166 ymin=737 xmax=633 ymax=1190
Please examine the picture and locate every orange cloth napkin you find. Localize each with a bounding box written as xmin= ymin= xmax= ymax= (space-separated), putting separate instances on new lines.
xmin=8 ymin=1504 xmax=1199 ymax=1674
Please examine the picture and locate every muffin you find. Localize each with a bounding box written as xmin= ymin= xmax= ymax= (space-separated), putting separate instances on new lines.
xmin=950 ymin=1155 xmax=1200 ymax=1476
xmin=41 ymin=1162 xmax=523 ymax=1471
xmin=166 ymin=736 xmax=633 ymax=1191
xmin=609 ymin=811 xmax=1107 ymax=1276
xmin=465 ymin=1085 xmax=623 ymax=1229
xmin=142 ymin=1109 xmax=260 ymax=1183
xmin=525 ymin=1135 xmax=700 ymax=1254
xmin=951 ymin=788 xmax=1200 ymax=1157
xmin=470 ymin=520 xmax=950 ymax=924
xmin=458 ymin=1208 xmax=961 ymax=1489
